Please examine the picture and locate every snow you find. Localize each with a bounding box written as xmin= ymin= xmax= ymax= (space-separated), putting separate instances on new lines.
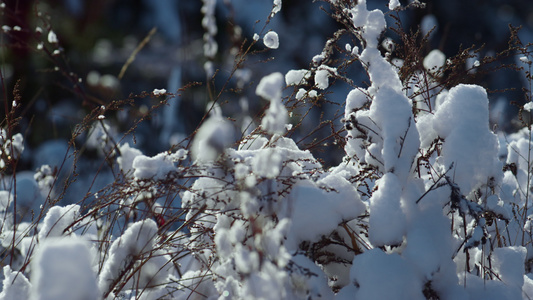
xmin=214 ymin=228 xmax=233 ymax=260
xmin=251 ymin=148 xmax=282 ymax=178
xmin=314 ymin=65 xmax=337 ymax=90
xmin=416 ymin=111 xmax=438 ymax=148
xmin=0 ymin=191 xmax=12 ymax=211
xmin=345 ymin=43 xmax=351 ymax=52
xmin=241 ymin=262 xmax=287 ymax=299
xmin=47 ymin=30 xmax=58 ymax=44
xmin=289 ymin=255 xmax=335 ymax=299
xmin=202 ymin=0 xmax=218 ymax=59
xmin=272 ymin=0 xmax=282 ymax=15
xmin=5 ymin=1 xmax=533 ymax=299
xmin=345 ymin=88 xmax=367 ymax=112
xmin=38 ymin=204 xmax=80 ymax=240
xmin=461 ymin=273 xmax=520 ymax=300
xmin=256 ymin=73 xmax=288 ymax=134
xmin=256 ymin=72 xmax=284 ymax=101
xmin=381 ymin=37 xmax=394 ymax=52
xmin=287 ymin=174 xmax=365 ymax=249
xmin=432 ymin=84 xmax=501 ymax=193
xmin=263 ymin=31 xmax=279 ymax=49
xmin=351 ymin=45 xmax=359 ymax=56
xmin=0 ymin=131 xmax=25 ymax=162
xmin=117 ymin=143 xmax=143 ymax=175
xmin=98 ymin=219 xmax=158 ymax=294
xmin=403 ymin=203 xmax=454 ymax=279
xmin=348 ymin=249 xmax=425 ymax=300
xmin=86 ymin=121 xmax=115 ymax=152
xmin=525 ymin=275 xmax=533 ymax=300
xmin=360 ymin=47 xmax=403 ymax=92
xmin=0 ymin=266 xmax=31 ymax=300
xmin=430 ymin=260 xmax=467 ymax=300
xmin=491 ymin=246 xmax=527 ymax=290
xmin=524 ymin=101 xmax=533 ymax=111
xmin=312 ymin=53 xmax=325 ymax=65
xmin=191 ymin=116 xmax=234 ymax=162
xmin=234 ymin=244 xmax=260 ymax=274
xmin=152 ymin=88 xmax=166 ymax=95
xmin=369 ymin=86 xmax=420 ymax=179
xmin=132 ymin=151 xmax=180 ymax=179
xmin=466 ymin=50 xmax=479 ymax=73
xmin=486 ymin=194 xmax=511 ymax=220
xmin=388 ymin=0 xmax=400 ymax=10
xmin=348 ymin=0 xmax=387 ymax=49
xmin=30 ymin=237 xmax=98 ymax=300
xmin=234 ymin=163 xmax=248 ymax=180
xmin=423 ymin=49 xmax=446 ymax=72
xmin=285 ymin=69 xmax=311 ymax=86
xmin=368 ymin=173 xmax=406 ymax=246
xmin=295 ymin=88 xmax=306 ymax=100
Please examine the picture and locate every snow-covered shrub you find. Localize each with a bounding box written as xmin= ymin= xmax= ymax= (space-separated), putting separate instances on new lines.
xmin=2 ymin=0 xmax=533 ymax=299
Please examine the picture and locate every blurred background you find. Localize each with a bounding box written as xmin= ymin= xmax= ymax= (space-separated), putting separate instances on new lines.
xmin=0 ymin=0 xmax=532 ymax=211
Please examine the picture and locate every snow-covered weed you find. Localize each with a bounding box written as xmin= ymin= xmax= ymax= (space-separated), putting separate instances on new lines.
xmin=1 ymin=0 xmax=533 ymax=299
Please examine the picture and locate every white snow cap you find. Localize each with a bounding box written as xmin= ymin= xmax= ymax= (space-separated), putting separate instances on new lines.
xmin=98 ymin=219 xmax=158 ymax=294
xmin=263 ymin=31 xmax=279 ymax=49
xmin=423 ymin=49 xmax=446 ymax=72
xmin=314 ymin=65 xmax=337 ymax=90
xmin=38 ymin=204 xmax=80 ymax=240
xmin=0 ymin=266 xmax=31 ymax=300
xmin=287 ymin=174 xmax=365 ymax=249
xmin=368 ymin=173 xmax=406 ymax=246
xmin=252 ymin=148 xmax=282 ymax=179
xmin=256 ymin=72 xmax=284 ymax=101
xmin=47 ymin=30 xmax=58 ymax=44
xmin=256 ymin=72 xmax=289 ymax=134
xmin=191 ymin=116 xmax=234 ymax=162
xmin=152 ymin=88 xmax=166 ymax=95
xmin=0 ymin=191 xmax=12 ymax=211
xmin=31 ymin=237 xmax=99 ymax=300
xmin=117 ymin=143 xmax=143 ymax=175
xmin=262 ymin=98 xmax=288 ymax=134
xmin=345 ymin=88 xmax=368 ymax=112
xmin=433 ymin=84 xmax=501 ymax=193
xmin=349 ymin=249 xmax=425 ymax=299
xmin=348 ymin=0 xmax=387 ymax=49
xmin=272 ymin=0 xmax=282 ymax=15
xmin=524 ymin=101 xmax=533 ymax=112
xmin=285 ymin=69 xmax=311 ymax=86
xmin=388 ymin=0 xmax=401 ymax=10
xmin=132 ymin=150 xmax=184 ymax=179
xmin=492 ymin=246 xmax=527 ymax=288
